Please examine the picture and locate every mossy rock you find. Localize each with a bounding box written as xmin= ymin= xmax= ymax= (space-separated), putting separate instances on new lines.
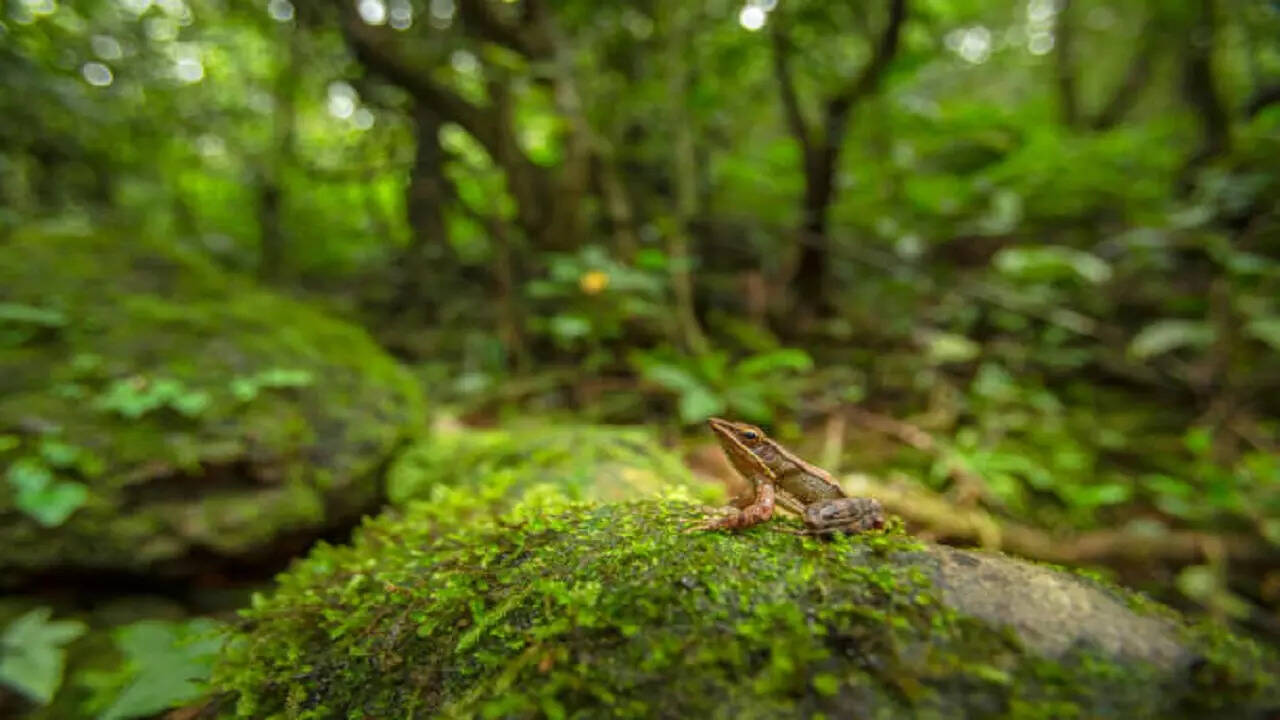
xmin=213 ymin=500 xmax=1279 ymax=719
xmin=386 ymin=423 xmax=721 ymax=509
xmin=0 ymin=231 xmax=424 ymax=582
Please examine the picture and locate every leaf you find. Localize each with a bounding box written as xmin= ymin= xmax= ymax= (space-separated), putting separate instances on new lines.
xmin=39 ymin=439 xmax=81 ymax=469
xmin=1128 ymin=320 xmax=1214 ymax=359
xmin=0 ymin=607 xmax=86 ymax=704
xmin=993 ymin=246 xmax=1112 ymax=284
xmin=1245 ymin=318 xmax=1280 ymax=352
xmin=924 ymin=333 xmax=980 ymax=364
xmin=98 ymin=619 xmax=222 ymax=720
xmin=0 ymin=435 xmax=19 ymax=454
xmin=734 ymin=349 xmax=814 ymax=377
xmin=230 ymin=377 xmax=259 ymax=402
xmin=17 ymin=479 xmax=89 ymax=527
xmin=255 ymin=368 xmax=314 ymax=388
xmin=171 ymin=390 xmax=211 ymax=417
xmin=6 ymin=457 xmax=52 ymax=493
xmin=677 ymin=386 xmax=726 ymax=425
xmin=548 ymin=314 xmax=591 ymax=341
xmin=639 ymin=363 xmax=706 ymax=396
xmin=0 ymin=302 xmax=67 ymax=327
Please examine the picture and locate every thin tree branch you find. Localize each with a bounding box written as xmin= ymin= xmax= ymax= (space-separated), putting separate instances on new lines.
xmin=334 ymin=5 xmax=501 ymax=154
xmin=769 ymin=19 xmax=812 ymax=154
xmin=1091 ymin=37 xmax=1155 ymax=130
xmin=1245 ymin=83 xmax=1280 ymax=118
xmin=456 ymin=0 xmax=551 ymax=58
xmin=824 ymin=0 xmax=908 ymax=141
xmin=1054 ymin=0 xmax=1080 ymax=127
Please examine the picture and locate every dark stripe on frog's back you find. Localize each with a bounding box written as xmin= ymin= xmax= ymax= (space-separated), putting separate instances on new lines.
xmin=779 ymin=469 xmax=845 ymax=501
xmin=754 ymin=443 xmax=845 ymax=501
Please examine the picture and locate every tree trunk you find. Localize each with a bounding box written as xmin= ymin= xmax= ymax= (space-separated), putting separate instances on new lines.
xmin=1180 ymin=0 xmax=1229 ymax=174
xmin=258 ymin=24 xmax=299 ymax=281
xmin=397 ymin=102 xmax=450 ymax=316
xmin=795 ymin=147 xmax=835 ymax=301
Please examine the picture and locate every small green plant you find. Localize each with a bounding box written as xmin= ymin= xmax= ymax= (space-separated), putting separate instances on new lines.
xmin=6 ymin=457 xmax=89 ymax=528
xmin=95 ymin=376 xmax=212 ymax=419
xmin=630 ymin=347 xmax=814 ymax=424
xmin=0 ymin=301 xmax=67 ymax=348
xmin=229 ymin=368 xmax=314 ymax=402
xmin=0 ymin=607 xmax=86 ymax=705
xmin=85 ymin=618 xmax=223 ymax=720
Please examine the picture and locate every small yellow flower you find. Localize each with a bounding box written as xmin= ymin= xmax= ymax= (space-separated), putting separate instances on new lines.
xmin=579 ymin=270 xmax=609 ymax=295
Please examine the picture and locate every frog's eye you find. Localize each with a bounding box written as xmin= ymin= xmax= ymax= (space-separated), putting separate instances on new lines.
xmin=740 ymin=430 xmax=758 ymax=441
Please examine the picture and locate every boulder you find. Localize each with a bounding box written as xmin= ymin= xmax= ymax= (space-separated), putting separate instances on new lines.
xmin=0 ymin=231 xmax=423 ymax=582
xmin=212 ymin=499 xmax=1279 ymax=719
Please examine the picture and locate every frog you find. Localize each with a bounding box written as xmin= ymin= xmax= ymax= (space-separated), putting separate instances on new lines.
xmin=699 ymin=417 xmax=885 ymax=534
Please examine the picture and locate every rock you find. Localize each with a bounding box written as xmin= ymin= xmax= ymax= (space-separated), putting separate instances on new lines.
xmin=211 ymin=500 xmax=1280 ymax=719
xmin=0 ymin=231 xmax=424 ymax=582
xmin=386 ymin=422 xmax=721 ymax=507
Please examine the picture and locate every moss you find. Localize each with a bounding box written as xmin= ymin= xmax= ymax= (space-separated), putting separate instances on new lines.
xmin=386 ymin=422 xmax=723 ymax=510
xmin=0 ymin=231 xmax=424 ymax=580
xmin=212 ymin=499 xmax=1280 ymax=719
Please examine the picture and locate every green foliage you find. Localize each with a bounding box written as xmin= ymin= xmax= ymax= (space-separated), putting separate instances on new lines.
xmin=229 ymin=368 xmax=315 ymax=403
xmin=527 ymin=246 xmax=668 ymax=360
xmin=631 ymin=348 xmax=814 ymax=424
xmin=96 ymin=376 xmax=213 ymax=419
xmin=89 ymin=619 xmax=222 ymax=720
xmin=0 ymin=608 xmax=86 ymax=705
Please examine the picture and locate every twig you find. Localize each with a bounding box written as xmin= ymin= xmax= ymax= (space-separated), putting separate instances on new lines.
xmin=841 ymin=472 xmax=1275 ymax=566
xmin=846 ymin=406 xmax=989 ymax=506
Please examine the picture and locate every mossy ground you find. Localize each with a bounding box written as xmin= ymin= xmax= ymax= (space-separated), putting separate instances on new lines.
xmin=386 ymin=422 xmax=722 ymax=510
xmin=0 ymin=231 xmax=424 ymax=580
xmin=212 ymin=499 xmax=1280 ymax=719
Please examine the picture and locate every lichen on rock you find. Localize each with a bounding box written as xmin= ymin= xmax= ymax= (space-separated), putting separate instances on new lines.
xmin=0 ymin=230 xmax=424 ymax=582
xmin=212 ymin=498 xmax=1280 ymax=719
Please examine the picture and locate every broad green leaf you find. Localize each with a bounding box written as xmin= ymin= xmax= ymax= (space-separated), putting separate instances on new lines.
xmin=1245 ymin=318 xmax=1280 ymax=352
xmin=640 ymin=363 xmax=707 ymax=396
xmin=924 ymin=333 xmax=980 ymax=365
xmin=0 ymin=608 xmax=86 ymax=704
xmin=548 ymin=314 xmax=591 ymax=341
xmin=735 ymin=348 xmax=814 ymax=377
xmin=171 ymin=390 xmax=211 ymax=417
xmin=677 ymin=387 xmax=726 ymax=424
xmin=6 ymin=457 xmax=52 ymax=493
xmin=39 ymin=439 xmax=81 ymax=468
xmin=17 ymin=480 xmax=89 ymax=527
xmin=99 ymin=619 xmax=222 ymax=720
xmin=0 ymin=302 xmax=67 ymax=327
xmin=1128 ymin=320 xmax=1213 ymax=359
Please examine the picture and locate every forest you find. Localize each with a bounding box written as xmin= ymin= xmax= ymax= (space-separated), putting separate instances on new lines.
xmin=1 ymin=0 xmax=1279 ymax=717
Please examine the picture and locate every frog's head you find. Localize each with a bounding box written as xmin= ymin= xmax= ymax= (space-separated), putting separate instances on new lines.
xmin=707 ymin=418 xmax=774 ymax=480
xmin=707 ymin=418 xmax=768 ymax=451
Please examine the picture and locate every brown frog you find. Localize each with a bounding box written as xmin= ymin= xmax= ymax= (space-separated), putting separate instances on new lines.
xmin=700 ymin=417 xmax=885 ymax=534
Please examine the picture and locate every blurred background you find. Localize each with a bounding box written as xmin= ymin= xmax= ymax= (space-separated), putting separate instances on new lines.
xmin=1 ymin=0 xmax=1279 ymax=715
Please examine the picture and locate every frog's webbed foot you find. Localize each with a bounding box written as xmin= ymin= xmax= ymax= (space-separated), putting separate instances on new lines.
xmin=689 ymin=482 xmax=776 ymax=532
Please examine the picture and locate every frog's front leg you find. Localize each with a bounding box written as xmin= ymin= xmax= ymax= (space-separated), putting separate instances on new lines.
xmin=701 ymin=480 xmax=776 ymax=531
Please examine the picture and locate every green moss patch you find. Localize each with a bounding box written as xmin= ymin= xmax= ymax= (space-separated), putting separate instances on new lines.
xmin=387 ymin=422 xmax=721 ymax=509
xmin=213 ymin=500 xmax=1279 ymax=718
xmin=0 ymin=231 xmax=424 ymax=580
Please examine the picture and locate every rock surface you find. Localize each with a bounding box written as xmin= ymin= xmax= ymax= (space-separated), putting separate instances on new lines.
xmin=0 ymin=231 xmax=423 ymax=582
xmin=212 ymin=499 xmax=1279 ymax=719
